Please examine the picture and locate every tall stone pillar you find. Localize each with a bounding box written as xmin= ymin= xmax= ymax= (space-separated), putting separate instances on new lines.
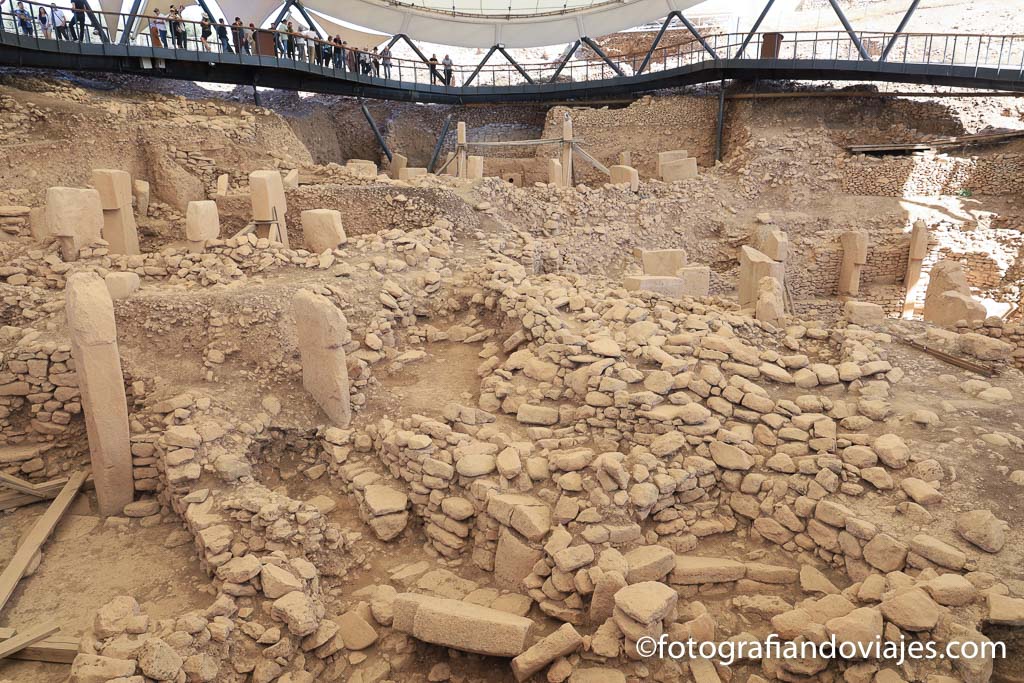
xmin=456 ymin=122 xmax=468 ymax=179
xmin=65 ymin=272 xmax=134 ymax=516
xmin=185 ymin=200 xmax=221 ymax=253
xmin=45 ymin=187 xmax=104 ymax=261
xmin=92 ymin=169 xmax=141 ymax=255
xmin=547 ymin=159 xmax=563 ymax=187
xmin=249 ymin=170 xmax=289 ymax=248
xmin=838 ymin=231 xmax=868 ymax=296
xmin=738 ymin=245 xmax=785 ymax=309
xmin=293 ymin=290 xmax=352 ymax=427
xmin=467 ymin=156 xmax=484 ymax=180
xmin=902 ymin=220 xmax=929 ymax=318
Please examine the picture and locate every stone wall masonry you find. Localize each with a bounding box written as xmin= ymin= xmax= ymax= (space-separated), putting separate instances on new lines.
xmin=842 ymin=152 xmax=1024 ymax=197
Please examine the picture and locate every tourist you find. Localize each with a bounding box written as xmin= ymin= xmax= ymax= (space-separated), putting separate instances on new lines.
xmin=231 ymin=17 xmax=244 ymax=54
xmin=273 ymin=20 xmax=285 ymax=57
xmin=428 ymin=54 xmax=440 ymax=84
xmin=246 ymin=23 xmax=257 ymax=54
xmin=38 ymin=6 xmax=51 ymax=39
xmin=302 ymin=26 xmax=316 ymax=62
xmin=381 ymin=45 xmax=392 ymax=79
xmin=172 ymin=6 xmax=188 ymax=48
xmin=199 ymin=14 xmax=212 ymax=51
xmin=285 ymin=21 xmax=296 ymax=60
xmin=293 ymin=23 xmax=305 ymax=61
xmin=70 ymin=0 xmax=87 ymax=41
xmin=167 ymin=7 xmax=181 ymax=48
xmin=372 ymin=47 xmax=381 ymax=77
xmin=332 ymin=36 xmax=343 ymax=70
xmin=346 ymin=42 xmax=356 ymax=72
xmin=215 ymin=18 xmax=232 ymax=53
xmin=14 ymin=2 xmax=33 ymax=36
xmin=50 ymin=4 xmax=68 ymax=40
xmin=443 ymin=54 xmax=453 ymax=86
xmin=151 ymin=9 xmax=167 ymax=48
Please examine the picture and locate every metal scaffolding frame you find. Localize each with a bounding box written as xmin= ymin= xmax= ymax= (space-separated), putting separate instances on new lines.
xmin=637 ymin=11 xmax=718 ymax=74
xmin=465 ymin=44 xmax=535 ymax=86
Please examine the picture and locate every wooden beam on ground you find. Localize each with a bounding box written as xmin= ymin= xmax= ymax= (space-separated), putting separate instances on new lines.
xmin=0 ymin=475 xmax=94 ymax=512
xmin=7 ymin=634 xmax=78 ymax=664
xmin=0 ymin=470 xmax=89 ymax=614
xmin=0 ymin=622 xmax=60 ymax=659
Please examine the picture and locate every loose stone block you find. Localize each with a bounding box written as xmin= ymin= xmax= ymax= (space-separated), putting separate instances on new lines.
xmin=105 ymin=272 xmax=141 ymax=300
xmin=511 ymin=623 xmax=582 ymax=681
xmin=661 ymin=157 xmax=698 ymax=182
xmin=392 ymin=593 xmax=533 ymax=657
xmin=677 ymin=265 xmax=710 ymax=297
xmin=293 ymin=289 xmax=351 ymax=427
xmin=760 ymin=229 xmax=789 ymax=262
xmin=390 ymin=153 xmax=408 ymax=179
xmin=624 ymin=276 xmax=686 ymax=298
xmin=609 ymin=165 xmax=639 ymax=192
xmin=301 ymin=209 xmax=347 ymax=253
xmin=640 ymin=249 xmax=687 ymax=276
xmin=756 ymin=276 xmax=785 ymax=323
xmin=346 ymin=160 xmax=378 ymax=177
xmin=657 ymin=150 xmax=688 ymax=177
xmin=398 ymin=167 xmax=428 ymax=180
xmin=923 ymin=260 xmax=986 ymax=328
xmin=283 ymin=168 xmax=300 ymax=190
xmin=65 ymin=272 xmax=134 ymax=516
xmin=844 ymin=300 xmax=884 ymax=326
xmin=215 ymin=174 xmax=229 ymax=197
xmin=45 ymin=187 xmax=104 ymax=255
xmin=738 ymin=245 xmax=784 ymax=308
xmin=249 ymin=170 xmax=289 ymax=248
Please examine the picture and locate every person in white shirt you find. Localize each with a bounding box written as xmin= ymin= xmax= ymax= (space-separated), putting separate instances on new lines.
xmin=302 ymin=28 xmax=316 ymax=62
xmin=50 ymin=4 xmax=69 ymax=40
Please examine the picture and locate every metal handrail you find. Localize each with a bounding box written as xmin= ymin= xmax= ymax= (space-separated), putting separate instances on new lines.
xmin=2 ymin=3 xmax=1023 ymax=93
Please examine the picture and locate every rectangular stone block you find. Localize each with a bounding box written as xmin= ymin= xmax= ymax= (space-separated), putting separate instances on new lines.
xmin=657 ymin=150 xmax=688 ymax=177
xmin=511 ymin=623 xmax=582 ymax=681
xmin=186 ymin=200 xmax=221 ymax=242
xmin=761 ymin=229 xmax=789 ymax=262
xmin=841 ymin=231 xmax=868 ymax=265
xmin=392 ymin=593 xmax=534 ymax=657
xmin=101 ymin=207 xmax=141 ymax=256
xmin=398 ymin=167 xmax=428 ymax=180
xmin=45 ymin=187 xmax=103 ymax=251
xmin=301 ymin=209 xmax=347 ymax=253
xmin=738 ymin=246 xmax=784 ymax=308
xmin=249 ymin=170 xmax=289 ymax=248
xmin=661 ymin=157 xmax=698 ymax=182
xmin=91 ymin=169 xmax=133 ymax=211
xmin=609 ymin=165 xmax=639 ymax=192
xmin=624 ymin=275 xmax=686 ymax=298
xmin=640 ymin=249 xmax=688 ymax=276
xmin=65 ymin=272 xmax=134 ymax=516
xmin=293 ymin=290 xmax=351 ymax=426
xmin=467 ymin=156 xmax=484 ymax=180
xmin=677 ymin=265 xmax=710 ymax=297
xmin=346 ymin=160 xmax=378 ymax=178
xmin=390 ymin=153 xmax=408 ymax=179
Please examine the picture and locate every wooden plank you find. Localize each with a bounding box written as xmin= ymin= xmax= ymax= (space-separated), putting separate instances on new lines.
xmin=0 ymin=627 xmax=15 ymax=639
xmin=0 ymin=622 xmax=60 ymax=659
xmin=7 ymin=636 xmax=78 ymax=664
xmin=0 ymin=475 xmax=94 ymax=512
xmin=0 ymin=470 xmax=89 ymax=614
xmin=0 ymin=472 xmax=50 ymax=498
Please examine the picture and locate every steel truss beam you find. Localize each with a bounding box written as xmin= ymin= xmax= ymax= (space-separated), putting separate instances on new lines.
xmin=881 ymin=0 xmax=921 ymax=62
xmin=387 ymin=34 xmax=442 ymax=82
xmin=548 ymin=40 xmax=580 ymax=83
xmin=290 ymin=0 xmax=323 ymax=39
xmin=580 ymin=36 xmax=624 ymax=77
xmin=637 ymin=11 xmax=719 ymax=75
xmin=736 ymin=0 xmax=776 ymax=59
xmin=497 ymin=46 xmax=535 ymax=84
xmin=118 ymin=0 xmax=144 ymax=45
xmin=464 ymin=45 xmax=496 ymax=86
xmin=361 ymin=103 xmax=392 ymax=162
xmin=827 ymin=0 xmax=871 ymax=60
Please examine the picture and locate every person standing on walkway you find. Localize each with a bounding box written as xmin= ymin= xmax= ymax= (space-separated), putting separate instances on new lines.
xmin=50 ymin=4 xmax=68 ymax=40
xmin=442 ymin=54 xmax=454 ymax=86
xmin=199 ymin=15 xmax=212 ymax=51
xmin=38 ymin=6 xmax=51 ymax=39
xmin=381 ymin=45 xmax=392 ymax=79
xmin=14 ymin=3 xmax=33 ymax=36
xmin=167 ymin=7 xmax=181 ymax=48
xmin=70 ymin=0 xmax=88 ymax=41
xmin=231 ymin=17 xmax=244 ymax=54
xmin=372 ymin=47 xmax=381 ymax=77
xmin=428 ymin=54 xmax=440 ymax=84
xmin=285 ymin=21 xmax=296 ymax=60
xmin=215 ymin=18 xmax=232 ymax=53
xmin=302 ymin=26 xmax=316 ymax=62
xmin=151 ymin=9 xmax=167 ymax=48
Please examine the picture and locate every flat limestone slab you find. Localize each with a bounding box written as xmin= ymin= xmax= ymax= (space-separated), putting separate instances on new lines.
xmin=393 ymin=593 xmax=533 ymax=657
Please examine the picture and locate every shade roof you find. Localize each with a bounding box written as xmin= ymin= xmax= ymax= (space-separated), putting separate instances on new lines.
xmin=301 ymin=0 xmax=707 ymax=48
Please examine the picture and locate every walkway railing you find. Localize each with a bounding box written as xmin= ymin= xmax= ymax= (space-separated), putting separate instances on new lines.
xmin=2 ymin=3 xmax=1023 ymax=95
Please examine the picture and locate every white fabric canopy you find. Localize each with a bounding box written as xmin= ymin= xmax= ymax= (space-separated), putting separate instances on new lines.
xmin=301 ymin=0 xmax=706 ymax=48
xmin=215 ymin=0 xmax=282 ymax=25
xmin=306 ymin=9 xmax=388 ymax=48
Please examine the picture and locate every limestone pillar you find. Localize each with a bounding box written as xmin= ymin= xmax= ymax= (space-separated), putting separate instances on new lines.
xmin=185 ymin=200 xmax=220 ymax=253
xmin=738 ymin=245 xmax=784 ymax=309
xmin=133 ymin=179 xmax=150 ymax=218
xmin=65 ymin=272 xmax=134 ymax=516
xmin=838 ymin=231 xmax=868 ymax=296
xmin=249 ymin=170 xmax=289 ymax=248
xmin=609 ymin=165 xmax=639 ymax=192
xmin=301 ymin=209 xmax=347 ymax=253
xmin=902 ymin=220 xmax=929 ymax=318
xmin=467 ymin=156 xmax=484 ymax=180
xmin=283 ymin=169 xmax=300 ymax=190
xmin=657 ymin=150 xmax=688 ymax=177
xmin=215 ymin=174 xmax=229 ymax=197
xmin=293 ymin=290 xmax=352 ymax=427
xmin=661 ymin=158 xmax=698 ymax=182
xmin=456 ymin=122 xmax=468 ymax=179
xmin=45 ymin=187 xmax=104 ymax=261
xmin=92 ymin=169 xmax=141 ymax=256
xmin=560 ymin=114 xmax=574 ymax=188
xmin=390 ymin=153 xmax=408 ymax=179
xmin=618 ymin=151 xmax=631 ymax=167
xmin=755 ymin=276 xmax=785 ymax=324
xmin=547 ymin=159 xmax=563 ymax=187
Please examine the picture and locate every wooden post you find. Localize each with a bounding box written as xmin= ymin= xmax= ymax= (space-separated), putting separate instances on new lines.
xmin=560 ymin=113 xmax=574 ymax=188
xmin=456 ymin=122 xmax=468 ymax=179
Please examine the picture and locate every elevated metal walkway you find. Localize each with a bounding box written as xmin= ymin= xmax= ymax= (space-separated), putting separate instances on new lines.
xmin=1 ymin=9 xmax=1022 ymax=104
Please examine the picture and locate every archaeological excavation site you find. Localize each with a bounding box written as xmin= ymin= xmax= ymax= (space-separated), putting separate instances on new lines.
xmin=2 ymin=0 xmax=1024 ymax=682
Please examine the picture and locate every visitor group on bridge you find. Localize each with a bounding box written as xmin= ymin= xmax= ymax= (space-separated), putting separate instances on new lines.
xmin=1 ymin=0 xmax=435 ymax=86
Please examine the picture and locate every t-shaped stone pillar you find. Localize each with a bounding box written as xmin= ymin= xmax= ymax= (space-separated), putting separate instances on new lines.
xmin=838 ymin=231 xmax=868 ymax=296
xmin=293 ymin=290 xmax=351 ymax=426
xmin=185 ymin=200 xmax=221 ymax=253
xmin=92 ymin=169 xmax=141 ymax=256
xmin=45 ymin=187 xmax=104 ymax=261
xmin=65 ymin=272 xmax=134 ymax=516
xmin=902 ymin=220 xmax=929 ymax=318
xmin=249 ymin=170 xmax=289 ymax=248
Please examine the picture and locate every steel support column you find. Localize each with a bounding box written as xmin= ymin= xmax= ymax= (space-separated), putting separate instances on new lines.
xmin=881 ymin=0 xmax=921 ymax=62
xmin=361 ymin=103 xmax=392 ymax=163
xmin=827 ymin=0 xmax=871 ymax=60
xmin=270 ymin=0 xmax=295 ymax=28
xmin=464 ymin=45 xmax=496 ymax=86
xmin=290 ymin=0 xmax=323 ymax=39
xmin=118 ymin=0 xmax=145 ymax=45
xmin=428 ymin=115 xmax=452 ymax=173
xmin=580 ymin=36 xmax=624 ymax=77
xmin=497 ymin=46 xmax=534 ymax=84
xmin=636 ymin=13 xmax=676 ymax=75
xmin=736 ymin=0 xmax=777 ymax=59
xmin=548 ymin=40 xmax=580 ymax=83
xmin=715 ymin=79 xmax=726 ymax=161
